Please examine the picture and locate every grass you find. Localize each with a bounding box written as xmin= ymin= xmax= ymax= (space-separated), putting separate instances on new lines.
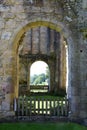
xmin=19 ymin=95 xmax=64 ymax=100
xmin=0 ymin=123 xmax=86 ymax=130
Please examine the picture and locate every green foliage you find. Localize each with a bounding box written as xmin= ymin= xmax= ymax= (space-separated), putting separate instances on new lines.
xmin=30 ymin=73 xmax=49 ymax=85
xmin=46 ymin=66 xmax=50 ymax=79
xmin=0 ymin=123 xmax=86 ymax=130
xmin=30 ymin=74 xmax=37 ymax=84
xmin=30 ymin=65 xmax=50 ymax=85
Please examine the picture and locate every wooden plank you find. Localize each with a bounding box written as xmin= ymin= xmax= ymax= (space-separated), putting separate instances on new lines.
xmin=30 ymin=85 xmax=49 ymax=90
xmin=53 ymin=99 xmax=56 ymax=116
xmin=38 ymin=98 xmax=40 ymax=114
xmin=29 ymin=98 xmax=32 ymax=116
xmin=34 ymin=98 xmax=36 ymax=115
xmin=25 ymin=97 xmax=28 ymax=116
xmin=46 ymin=99 xmax=48 ymax=115
xmin=42 ymin=98 xmax=44 ymax=115
xmin=22 ymin=97 xmax=24 ymax=116
xmin=61 ymin=99 xmax=63 ymax=116
xmin=57 ymin=99 xmax=60 ymax=116
xmin=18 ymin=98 xmax=21 ymax=116
xmin=50 ymin=99 xmax=52 ymax=116
xmin=65 ymin=97 xmax=68 ymax=116
xmin=48 ymin=100 xmax=50 ymax=115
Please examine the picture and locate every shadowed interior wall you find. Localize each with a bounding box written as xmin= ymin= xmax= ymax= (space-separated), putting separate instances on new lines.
xmin=18 ymin=27 xmax=65 ymax=95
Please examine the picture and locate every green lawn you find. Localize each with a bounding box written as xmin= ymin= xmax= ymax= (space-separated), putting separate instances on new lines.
xmin=0 ymin=123 xmax=86 ymax=130
xmin=20 ymin=95 xmax=64 ymax=99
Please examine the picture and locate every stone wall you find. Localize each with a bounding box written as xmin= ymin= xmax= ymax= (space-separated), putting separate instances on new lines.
xmin=0 ymin=0 xmax=87 ymax=120
xmin=18 ymin=27 xmax=62 ymax=94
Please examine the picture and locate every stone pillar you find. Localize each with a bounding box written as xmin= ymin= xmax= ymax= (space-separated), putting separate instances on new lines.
xmin=1 ymin=53 xmax=15 ymax=113
xmin=54 ymin=32 xmax=61 ymax=94
xmin=19 ymin=57 xmax=28 ymax=95
xmin=59 ymin=36 xmax=63 ymax=90
xmin=40 ymin=26 xmax=48 ymax=54
xmin=27 ymin=61 xmax=31 ymax=92
xmin=32 ymin=27 xmax=40 ymax=54
xmin=60 ymin=40 xmax=67 ymax=91
xmin=50 ymin=29 xmax=55 ymax=53
xmin=67 ymin=35 xmax=81 ymax=119
xmin=79 ymin=31 xmax=87 ymax=118
xmin=55 ymin=54 xmax=59 ymax=93
xmin=49 ymin=60 xmax=55 ymax=92
xmin=23 ymin=30 xmax=32 ymax=54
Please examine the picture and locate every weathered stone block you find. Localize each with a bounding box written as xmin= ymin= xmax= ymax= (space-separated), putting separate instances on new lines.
xmin=80 ymin=111 xmax=87 ymax=118
xmin=0 ymin=4 xmax=10 ymax=12
xmin=82 ymin=0 xmax=87 ymax=9
xmin=3 ymin=13 xmax=15 ymax=19
xmin=11 ymin=5 xmax=25 ymax=13
xmin=0 ymin=21 xmax=5 ymax=29
xmin=1 ymin=101 xmax=10 ymax=111
xmin=1 ymin=31 xmax=12 ymax=40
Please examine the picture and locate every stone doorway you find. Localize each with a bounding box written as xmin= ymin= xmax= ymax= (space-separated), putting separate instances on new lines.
xmin=30 ymin=60 xmax=50 ymax=93
xmin=17 ymin=25 xmax=67 ymax=97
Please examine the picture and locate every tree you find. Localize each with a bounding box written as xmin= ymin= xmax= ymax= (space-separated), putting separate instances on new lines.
xmin=30 ymin=74 xmax=38 ymax=84
xmin=33 ymin=73 xmax=46 ymax=85
xmin=30 ymin=69 xmax=50 ymax=85
xmin=46 ymin=66 xmax=50 ymax=79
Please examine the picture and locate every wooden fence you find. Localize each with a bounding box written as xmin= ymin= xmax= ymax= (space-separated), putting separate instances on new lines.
xmin=14 ymin=97 xmax=69 ymax=117
xmin=30 ymin=85 xmax=49 ymax=90
xmin=30 ymin=85 xmax=49 ymax=92
xmin=19 ymin=85 xmax=49 ymax=95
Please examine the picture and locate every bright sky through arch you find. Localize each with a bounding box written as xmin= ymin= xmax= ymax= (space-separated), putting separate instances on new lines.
xmin=30 ymin=61 xmax=48 ymax=76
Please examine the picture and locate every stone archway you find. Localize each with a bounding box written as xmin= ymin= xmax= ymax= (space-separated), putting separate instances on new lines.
xmin=18 ymin=53 xmax=54 ymax=95
xmin=11 ymin=20 xmax=79 ymax=118
xmin=12 ymin=21 xmax=72 ymax=98
xmin=30 ymin=60 xmax=50 ymax=93
xmin=15 ymin=24 xmax=70 ymax=98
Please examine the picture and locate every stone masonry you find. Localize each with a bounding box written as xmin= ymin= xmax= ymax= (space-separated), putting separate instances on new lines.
xmin=0 ymin=0 xmax=87 ymax=122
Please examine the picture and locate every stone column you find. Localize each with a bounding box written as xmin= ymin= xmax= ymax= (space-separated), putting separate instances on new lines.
xmin=60 ymin=40 xmax=67 ymax=91
xmin=50 ymin=29 xmax=55 ymax=53
xmin=67 ymin=34 xmax=81 ymax=119
xmin=79 ymin=31 xmax=87 ymax=118
xmin=54 ymin=32 xmax=61 ymax=94
xmin=48 ymin=60 xmax=55 ymax=93
xmin=40 ymin=26 xmax=48 ymax=54
xmin=27 ymin=61 xmax=31 ymax=92
xmin=55 ymin=54 xmax=59 ymax=93
xmin=59 ymin=36 xmax=63 ymax=90
xmin=1 ymin=53 xmax=15 ymax=114
xmin=32 ymin=27 xmax=40 ymax=54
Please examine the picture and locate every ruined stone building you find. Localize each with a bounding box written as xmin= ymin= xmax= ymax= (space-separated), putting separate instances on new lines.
xmin=0 ymin=0 xmax=87 ymax=122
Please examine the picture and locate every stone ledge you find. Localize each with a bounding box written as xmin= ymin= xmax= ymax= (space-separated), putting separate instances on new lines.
xmin=0 ymin=111 xmax=15 ymax=119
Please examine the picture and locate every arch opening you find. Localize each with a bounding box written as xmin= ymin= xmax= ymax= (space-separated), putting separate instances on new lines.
xmin=30 ymin=61 xmax=50 ymax=93
xmin=12 ymin=21 xmax=71 ymax=98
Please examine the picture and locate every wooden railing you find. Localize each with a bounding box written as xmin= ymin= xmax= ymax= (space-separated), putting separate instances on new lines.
xmin=30 ymin=85 xmax=49 ymax=90
xmin=30 ymin=85 xmax=49 ymax=92
xmin=19 ymin=85 xmax=49 ymax=95
xmin=14 ymin=97 xmax=69 ymax=117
